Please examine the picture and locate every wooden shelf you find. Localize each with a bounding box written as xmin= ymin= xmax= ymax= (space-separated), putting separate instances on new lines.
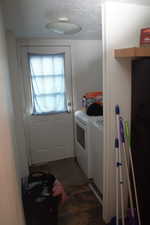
xmin=114 ymin=47 xmax=150 ymax=58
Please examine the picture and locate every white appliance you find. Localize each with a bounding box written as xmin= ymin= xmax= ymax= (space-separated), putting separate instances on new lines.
xmin=75 ymin=111 xmax=91 ymax=178
xmin=90 ymin=118 xmax=103 ymax=194
xmin=74 ymin=111 xmax=101 ymax=178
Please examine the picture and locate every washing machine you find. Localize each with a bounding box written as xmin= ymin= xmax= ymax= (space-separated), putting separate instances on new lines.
xmin=90 ymin=118 xmax=103 ymax=194
xmin=74 ymin=111 xmax=101 ymax=178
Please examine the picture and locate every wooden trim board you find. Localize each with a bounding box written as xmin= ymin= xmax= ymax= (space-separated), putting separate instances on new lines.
xmin=114 ymin=47 xmax=150 ymax=58
xmin=114 ymin=47 xmax=136 ymax=58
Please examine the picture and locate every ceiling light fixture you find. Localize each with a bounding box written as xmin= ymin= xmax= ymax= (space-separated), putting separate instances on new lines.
xmin=46 ymin=17 xmax=81 ymax=35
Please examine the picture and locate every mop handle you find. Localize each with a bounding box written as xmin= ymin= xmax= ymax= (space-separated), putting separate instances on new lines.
xmin=115 ymin=138 xmax=119 ymax=225
xmin=120 ymin=117 xmax=135 ymax=218
xmin=124 ymin=121 xmax=141 ymax=225
xmin=115 ymin=105 xmax=125 ymax=225
xmin=119 ymin=117 xmax=125 ymax=143
xmin=124 ymin=121 xmax=130 ymax=144
xmin=115 ymin=137 xmax=119 ymax=148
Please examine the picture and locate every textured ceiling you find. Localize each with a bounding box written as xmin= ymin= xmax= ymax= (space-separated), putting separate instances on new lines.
xmin=1 ymin=0 xmax=101 ymax=40
xmin=2 ymin=0 xmax=150 ymax=40
xmin=106 ymin=0 xmax=150 ymax=4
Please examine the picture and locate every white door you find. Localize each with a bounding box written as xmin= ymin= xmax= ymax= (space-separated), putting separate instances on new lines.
xmin=20 ymin=46 xmax=74 ymax=164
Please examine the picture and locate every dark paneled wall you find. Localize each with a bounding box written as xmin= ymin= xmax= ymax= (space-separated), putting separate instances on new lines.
xmin=132 ymin=58 xmax=150 ymax=225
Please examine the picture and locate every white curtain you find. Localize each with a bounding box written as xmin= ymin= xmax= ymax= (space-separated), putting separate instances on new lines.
xmin=29 ymin=54 xmax=67 ymax=114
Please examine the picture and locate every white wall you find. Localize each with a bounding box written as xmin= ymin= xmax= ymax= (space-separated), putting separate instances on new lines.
xmin=102 ymin=2 xmax=150 ymax=223
xmin=0 ymin=5 xmax=25 ymax=225
xmin=71 ymin=40 xmax=102 ymax=109
xmin=6 ymin=31 xmax=29 ymax=178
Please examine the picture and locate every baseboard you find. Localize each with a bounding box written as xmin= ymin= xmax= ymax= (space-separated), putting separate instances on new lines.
xmin=88 ymin=181 xmax=103 ymax=206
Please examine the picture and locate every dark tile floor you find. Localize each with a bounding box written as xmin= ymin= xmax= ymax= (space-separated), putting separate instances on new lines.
xmin=30 ymin=157 xmax=88 ymax=187
xmin=30 ymin=157 xmax=104 ymax=225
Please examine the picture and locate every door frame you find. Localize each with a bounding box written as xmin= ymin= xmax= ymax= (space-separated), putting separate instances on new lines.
xmin=17 ymin=40 xmax=75 ymax=165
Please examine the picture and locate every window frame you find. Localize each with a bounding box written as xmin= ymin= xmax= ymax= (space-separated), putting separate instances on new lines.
xmin=20 ymin=46 xmax=73 ymax=117
xmin=28 ymin=53 xmax=68 ymax=115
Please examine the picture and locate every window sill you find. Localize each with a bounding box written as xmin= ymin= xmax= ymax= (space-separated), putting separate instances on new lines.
xmin=31 ymin=110 xmax=70 ymax=116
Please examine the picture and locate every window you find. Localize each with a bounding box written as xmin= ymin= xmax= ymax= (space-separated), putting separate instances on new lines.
xmin=29 ymin=54 xmax=67 ymax=114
